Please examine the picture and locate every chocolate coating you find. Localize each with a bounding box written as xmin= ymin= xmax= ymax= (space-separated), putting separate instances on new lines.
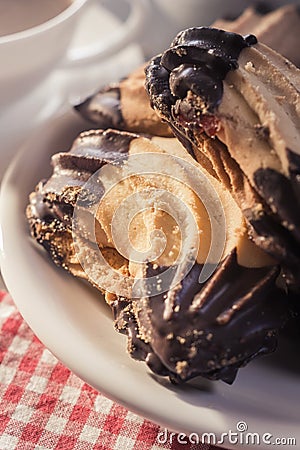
xmin=147 ymin=27 xmax=256 ymax=114
xmin=287 ymin=149 xmax=300 ymax=201
xmin=27 ymin=129 xmax=134 ymax=267
xmin=75 ymin=86 xmax=124 ymax=130
xmin=114 ymin=250 xmax=287 ymax=383
xmin=254 ymin=1 xmax=277 ymax=15
xmin=244 ymin=184 xmax=300 ymax=289
xmin=254 ymin=168 xmax=300 ymax=244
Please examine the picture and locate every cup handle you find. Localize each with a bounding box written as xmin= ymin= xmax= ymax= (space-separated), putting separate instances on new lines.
xmin=63 ymin=0 xmax=149 ymax=68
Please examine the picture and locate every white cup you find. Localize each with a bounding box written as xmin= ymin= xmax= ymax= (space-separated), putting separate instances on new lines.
xmin=0 ymin=0 xmax=148 ymax=107
xmin=141 ymin=0 xmax=300 ymax=58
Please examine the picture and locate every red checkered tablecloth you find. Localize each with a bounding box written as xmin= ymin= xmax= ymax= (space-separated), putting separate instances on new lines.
xmin=0 ymin=290 xmax=224 ymax=450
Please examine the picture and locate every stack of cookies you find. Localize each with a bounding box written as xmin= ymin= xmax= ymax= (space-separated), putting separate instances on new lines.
xmin=27 ymin=4 xmax=300 ymax=384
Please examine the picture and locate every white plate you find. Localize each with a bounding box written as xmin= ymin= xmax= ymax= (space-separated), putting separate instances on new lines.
xmin=1 ymin=110 xmax=300 ymax=450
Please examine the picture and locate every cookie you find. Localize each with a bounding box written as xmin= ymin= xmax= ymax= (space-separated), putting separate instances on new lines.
xmin=27 ymin=128 xmax=288 ymax=383
xmin=75 ymin=65 xmax=172 ymax=137
xmin=75 ymin=4 xmax=300 ymax=136
xmin=145 ymin=27 xmax=300 ymax=289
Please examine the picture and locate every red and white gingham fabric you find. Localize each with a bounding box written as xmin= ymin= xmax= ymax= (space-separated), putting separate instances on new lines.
xmin=0 ymin=290 xmax=224 ymax=450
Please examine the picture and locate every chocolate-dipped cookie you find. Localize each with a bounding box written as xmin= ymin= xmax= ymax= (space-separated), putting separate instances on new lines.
xmin=75 ymin=65 xmax=172 ymax=137
xmin=145 ymin=27 xmax=300 ymax=290
xmin=127 ymin=251 xmax=283 ymax=383
xmin=27 ymin=128 xmax=288 ymax=383
xmin=75 ymin=4 xmax=300 ymax=138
